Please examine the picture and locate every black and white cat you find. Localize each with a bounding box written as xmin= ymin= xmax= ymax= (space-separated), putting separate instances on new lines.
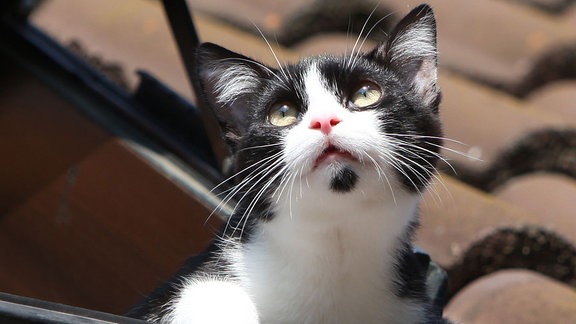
xmin=130 ymin=4 xmax=451 ymax=323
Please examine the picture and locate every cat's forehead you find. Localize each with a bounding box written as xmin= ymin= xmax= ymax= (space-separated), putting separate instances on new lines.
xmin=282 ymin=56 xmax=362 ymax=88
xmin=268 ymin=59 xmax=341 ymax=113
xmin=292 ymin=55 xmax=373 ymax=80
xmin=273 ymin=55 xmax=389 ymax=105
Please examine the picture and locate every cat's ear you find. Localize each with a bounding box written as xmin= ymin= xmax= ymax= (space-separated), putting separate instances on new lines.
xmin=195 ymin=43 xmax=270 ymax=147
xmin=370 ymin=4 xmax=439 ymax=107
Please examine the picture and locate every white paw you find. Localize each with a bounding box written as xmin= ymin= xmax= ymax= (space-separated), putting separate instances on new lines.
xmin=169 ymin=279 xmax=259 ymax=324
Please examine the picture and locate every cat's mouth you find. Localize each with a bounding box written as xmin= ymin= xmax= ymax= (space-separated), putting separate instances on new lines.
xmin=314 ymin=145 xmax=356 ymax=168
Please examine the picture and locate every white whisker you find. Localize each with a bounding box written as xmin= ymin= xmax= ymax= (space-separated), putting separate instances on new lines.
xmin=350 ymin=11 xmax=395 ymax=69
xmin=389 ymin=133 xmax=481 ymax=162
xmin=365 ymin=152 xmax=397 ymax=204
xmin=251 ymin=22 xmax=290 ymax=83
xmin=215 ymin=152 xmax=285 ymax=239
xmin=211 ymin=145 xmax=282 ymax=193
xmin=347 ymin=4 xmax=379 ymax=69
xmin=208 ymin=150 xmax=283 ymax=220
xmin=383 ymin=142 xmax=446 ymax=204
xmin=227 ymin=157 xmax=287 ymax=239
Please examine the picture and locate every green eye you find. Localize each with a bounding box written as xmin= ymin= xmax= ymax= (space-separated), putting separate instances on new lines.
xmin=269 ymin=102 xmax=299 ymax=127
xmin=349 ymin=83 xmax=382 ymax=108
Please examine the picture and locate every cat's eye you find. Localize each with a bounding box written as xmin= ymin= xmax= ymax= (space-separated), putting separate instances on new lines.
xmin=268 ymin=102 xmax=299 ymax=127
xmin=349 ymin=83 xmax=382 ymax=108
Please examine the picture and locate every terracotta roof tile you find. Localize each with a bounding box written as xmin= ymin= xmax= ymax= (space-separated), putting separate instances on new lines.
xmin=495 ymin=173 xmax=576 ymax=237
xmin=439 ymin=72 xmax=575 ymax=171
xmin=527 ymin=81 xmax=576 ymax=121
xmin=445 ymin=269 xmax=576 ymax=323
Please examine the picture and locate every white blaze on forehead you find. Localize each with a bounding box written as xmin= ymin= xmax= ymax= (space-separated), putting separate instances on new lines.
xmin=303 ymin=65 xmax=347 ymax=118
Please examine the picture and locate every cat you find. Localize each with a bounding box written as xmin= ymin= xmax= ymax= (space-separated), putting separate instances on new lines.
xmin=129 ymin=4 xmax=451 ymax=323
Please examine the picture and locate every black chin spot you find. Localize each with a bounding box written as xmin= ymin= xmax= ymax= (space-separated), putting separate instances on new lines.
xmin=330 ymin=166 xmax=358 ymax=193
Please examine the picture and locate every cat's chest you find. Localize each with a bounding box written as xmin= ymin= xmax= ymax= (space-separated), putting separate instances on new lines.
xmin=233 ymin=196 xmax=423 ymax=323
xmin=240 ymin=241 xmax=391 ymax=323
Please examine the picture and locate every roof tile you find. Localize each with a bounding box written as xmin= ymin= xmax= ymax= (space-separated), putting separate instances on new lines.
xmin=445 ymin=269 xmax=576 ymax=323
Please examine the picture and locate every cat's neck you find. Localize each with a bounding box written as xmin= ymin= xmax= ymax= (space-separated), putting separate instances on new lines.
xmin=237 ymin=189 xmax=423 ymax=323
xmin=261 ymin=188 xmax=419 ymax=260
xmin=265 ymin=168 xmax=419 ymax=249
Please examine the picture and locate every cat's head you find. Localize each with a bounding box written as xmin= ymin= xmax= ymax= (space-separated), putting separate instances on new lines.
xmin=195 ymin=5 xmax=441 ymax=210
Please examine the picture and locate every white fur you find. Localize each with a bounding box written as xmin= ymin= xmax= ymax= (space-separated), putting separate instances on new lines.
xmin=166 ymin=278 xmax=259 ymax=324
xmin=241 ymin=187 xmax=422 ymax=323
xmin=209 ymin=63 xmax=260 ymax=106
xmin=173 ymin=65 xmax=425 ymax=323
xmin=240 ymin=66 xmax=423 ymax=323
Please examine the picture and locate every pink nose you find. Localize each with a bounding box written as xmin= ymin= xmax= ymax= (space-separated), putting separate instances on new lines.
xmin=309 ymin=115 xmax=341 ymax=135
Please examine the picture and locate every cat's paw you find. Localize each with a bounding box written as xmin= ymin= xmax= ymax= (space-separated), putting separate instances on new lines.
xmin=169 ymin=279 xmax=259 ymax=324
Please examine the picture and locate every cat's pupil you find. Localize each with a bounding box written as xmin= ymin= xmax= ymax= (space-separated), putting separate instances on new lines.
xmin=279 ymin=105 xmax=289 ymax=117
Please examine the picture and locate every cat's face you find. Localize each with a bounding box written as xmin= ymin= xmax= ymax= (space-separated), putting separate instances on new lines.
xmin=195 ymin=5 xmax=441 ymax=218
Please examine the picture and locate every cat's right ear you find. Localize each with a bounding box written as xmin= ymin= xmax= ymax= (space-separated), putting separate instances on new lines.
xmin=194 ymin=43 xmax=270 ymax=148
xmin=368 ymin=4 xmax=439 ymax=108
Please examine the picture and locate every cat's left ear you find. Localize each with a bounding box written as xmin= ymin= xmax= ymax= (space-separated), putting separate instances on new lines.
xmin=369 ymin=4 xmax=439 ymax=108
xmin=195 ymin=43 xmax=271 ymax=150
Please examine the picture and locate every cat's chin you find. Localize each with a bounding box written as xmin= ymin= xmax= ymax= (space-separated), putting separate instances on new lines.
xmin=310 ymin=145 xmax=361 ymax=193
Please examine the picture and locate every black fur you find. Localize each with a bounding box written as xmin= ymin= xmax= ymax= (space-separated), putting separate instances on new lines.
xmin=330 ymin=165 xmax=359 ymax=192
